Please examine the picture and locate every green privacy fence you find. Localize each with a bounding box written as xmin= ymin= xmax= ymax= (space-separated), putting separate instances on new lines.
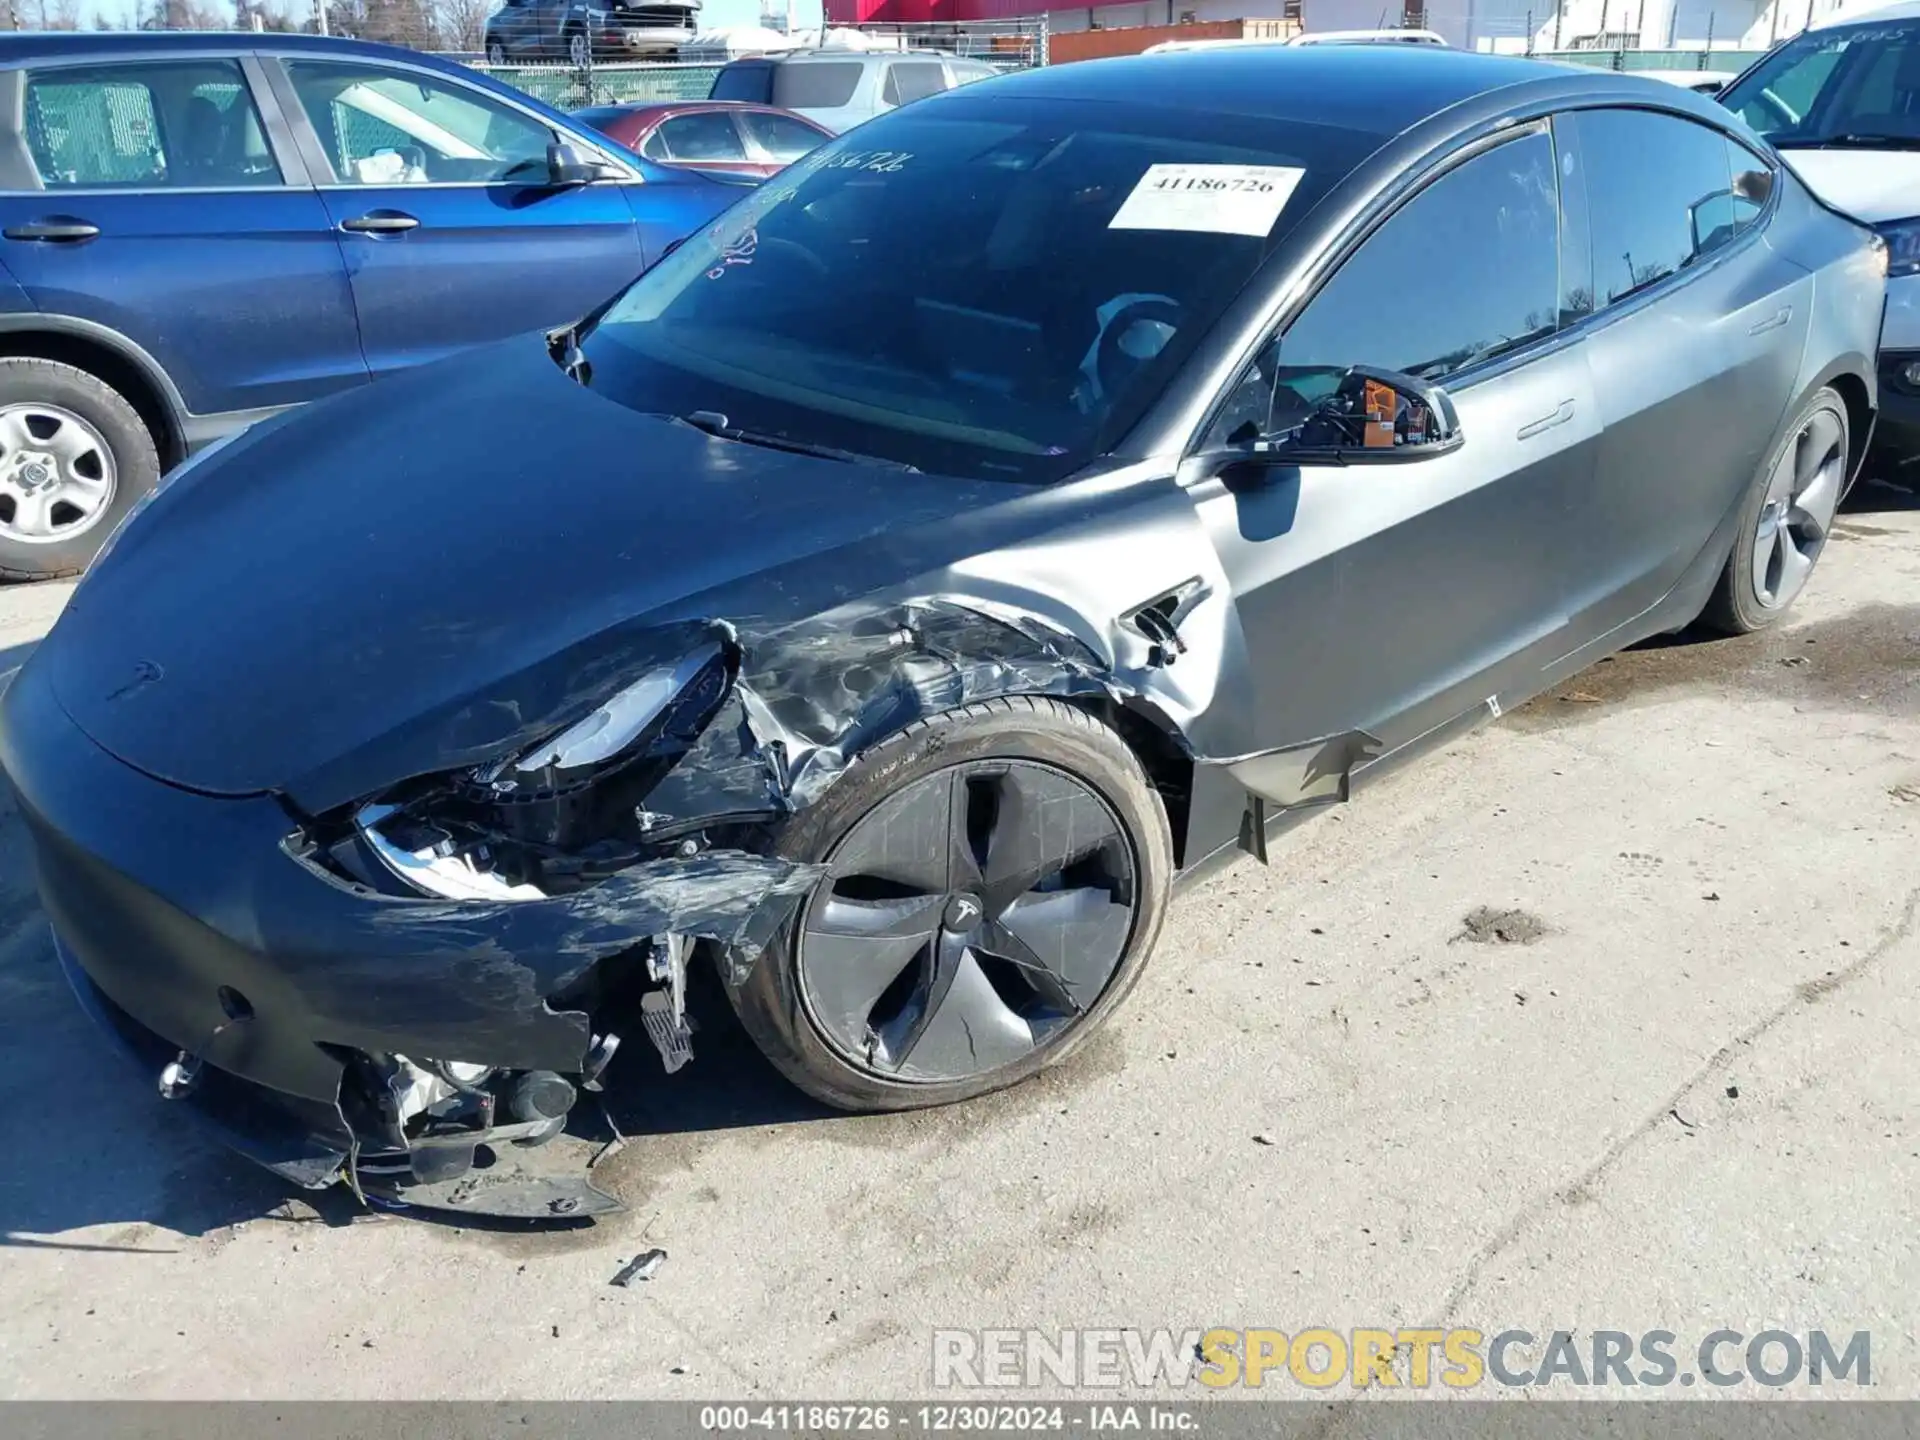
xmin=1533 ymin=47 xmax=1767 ymax=73
xmin=474 ymin=62 xmax=724 ymax=111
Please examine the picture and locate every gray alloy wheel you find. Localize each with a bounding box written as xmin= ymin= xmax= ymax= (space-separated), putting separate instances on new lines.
xmin=0 ymin=401 xmax=117 ymax=546
xmin=727 ymin=696 xmax=1172 ymax=1112
xmin=567 ymin=28 xmax=591 ymax=66
xmin=1702 ymin=386 xmax=1849 ymax=635
xmin=486 ymin=41 xmax=506 ymax=64
xmin=795 ymin=759 xmax=1138 ymax=1084
xmin=1750 ymin=404 xmax=1845 ymax=612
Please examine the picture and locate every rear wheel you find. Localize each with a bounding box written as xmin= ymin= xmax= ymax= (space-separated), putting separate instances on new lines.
xmin=0 ymin=357 xmax=160 ymax=582
xmin=1700 ymin=385 xmax=1848 ymax=635
xmin=566 ymin=28 xmax=591 ymax=66
xmin=485 ymin=40 xmax=506 ymax=64
xmin=727 ymin=697 xmax=1173 ymax=1111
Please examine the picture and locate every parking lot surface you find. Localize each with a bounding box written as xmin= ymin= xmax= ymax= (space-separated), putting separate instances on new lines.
xmin=1 ymin=486 xmax=1917 ymax=1400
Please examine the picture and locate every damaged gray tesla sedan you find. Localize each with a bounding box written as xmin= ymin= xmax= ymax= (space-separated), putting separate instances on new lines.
xmin=1 ymin=46 xmax=1884 ymax=1219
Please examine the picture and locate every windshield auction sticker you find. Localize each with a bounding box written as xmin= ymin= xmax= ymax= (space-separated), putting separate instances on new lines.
xmin=1108 ymin=163 xmax=1307 ymax=237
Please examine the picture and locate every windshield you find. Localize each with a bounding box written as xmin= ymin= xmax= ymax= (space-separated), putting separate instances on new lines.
xmin=1721 ymin=18 xmax=1920 ymax=147
xmin=578 ymin=93 xmax=1381 ymax=483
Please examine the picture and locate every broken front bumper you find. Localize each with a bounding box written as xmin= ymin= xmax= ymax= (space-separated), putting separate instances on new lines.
xmin=2 ymin=661 xmax=814 ymax=1219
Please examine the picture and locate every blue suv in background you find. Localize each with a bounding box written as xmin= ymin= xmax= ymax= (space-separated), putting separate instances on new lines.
xmin=0 ymin=32 xmax=748 ymax=578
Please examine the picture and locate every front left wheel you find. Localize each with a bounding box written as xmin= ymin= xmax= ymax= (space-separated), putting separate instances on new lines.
xmin=727 ymin=697 xmax=1173 ymax=1112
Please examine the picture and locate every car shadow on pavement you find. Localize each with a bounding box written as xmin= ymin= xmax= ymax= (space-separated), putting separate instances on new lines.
xmin=0 ymin=793 xmax=298 ymax=1248
xmin=0 ymin=761 xmax=833 ymax=1243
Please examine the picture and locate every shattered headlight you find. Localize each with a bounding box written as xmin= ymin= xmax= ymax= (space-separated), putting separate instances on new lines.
xmin=350 ymin=643 xmax=734 ymax=901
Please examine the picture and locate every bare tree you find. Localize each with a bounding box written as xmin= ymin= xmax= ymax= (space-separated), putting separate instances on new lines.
xmin=140 ymin=0 xmax=238 ymax=27
xmin=435 ymin=0 xmax=489 ymax=49
xmin=47 ymin=0 xmax=82 ymax=26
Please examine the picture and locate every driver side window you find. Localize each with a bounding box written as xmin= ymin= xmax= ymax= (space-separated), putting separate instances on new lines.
xmin=1207 ymin=130 xmax=1562 ymax=446
xmin=286 ymin=59 xmax=555 ymax=185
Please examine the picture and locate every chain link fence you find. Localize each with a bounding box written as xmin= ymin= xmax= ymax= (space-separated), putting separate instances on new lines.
xmin=1533 ymin=46 xmax=1766 ymax=71
xmin=471 ymin=60 xmax=723 ymax=109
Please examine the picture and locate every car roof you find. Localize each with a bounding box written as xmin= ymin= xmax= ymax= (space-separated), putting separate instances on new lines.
xmin=984 ymin=45 xmax=1580 ymax=136
xmin=0 ymin=28 xmax=469 ymax=68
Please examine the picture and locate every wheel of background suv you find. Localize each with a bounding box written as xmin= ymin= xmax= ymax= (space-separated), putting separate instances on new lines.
xmin=727 ymin=696 xmax=1173 ymax=1112
xmin=0 ymin=357 xmax=159 ymax=582
xmin=485 ymin=40 xmax=506 ymax=64
xmin=1700 ymin=385 xmax=1849 ymax=636
xmin=566 ymin=28 xmax=591 ymax=66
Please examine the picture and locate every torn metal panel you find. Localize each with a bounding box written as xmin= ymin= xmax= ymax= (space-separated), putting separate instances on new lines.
xmin=1227 ymin=729 xmax=1384 ymax=810
xmin=722 ymin=597 xmax=1130 ymax=812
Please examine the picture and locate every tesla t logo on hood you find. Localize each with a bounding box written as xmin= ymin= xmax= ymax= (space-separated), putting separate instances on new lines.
xmin=106 ymin=659 xmax=164 ymax=702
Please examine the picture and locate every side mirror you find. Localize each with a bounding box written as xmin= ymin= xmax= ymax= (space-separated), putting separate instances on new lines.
xmin=1248 ymin=366 xmax=1462 ymax=468
xmin=546 ymin=140 xmax=614 ymax=186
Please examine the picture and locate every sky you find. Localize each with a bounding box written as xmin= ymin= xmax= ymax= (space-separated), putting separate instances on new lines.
xmin=81 ymin=0 xmax=826 ymax=32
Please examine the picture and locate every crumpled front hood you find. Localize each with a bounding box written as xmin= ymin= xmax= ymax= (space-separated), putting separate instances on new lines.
xmin=41 ymin=336 xmax=1018 ymax=810
xmin=1778 ymin=148 xmax=1920 ymax=225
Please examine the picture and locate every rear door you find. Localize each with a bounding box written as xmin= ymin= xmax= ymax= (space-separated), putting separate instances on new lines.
xmin=1190 ymin=127 xmax=1601 ymax=794
xmin=0 ymin=53 xmax=363 ymax=420
xmin=269 ymin=55 xmax=647 ymax=378
xmin=1557 ymin=106 xmax=1814 ymax=635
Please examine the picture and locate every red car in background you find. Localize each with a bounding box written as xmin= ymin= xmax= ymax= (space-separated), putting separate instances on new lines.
xmin=571 ymin=100 xmax=832 ymax=177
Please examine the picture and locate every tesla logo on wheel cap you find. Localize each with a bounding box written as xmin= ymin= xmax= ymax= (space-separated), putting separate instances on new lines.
xmin=944 ymin=893 xmax=983 ymax=930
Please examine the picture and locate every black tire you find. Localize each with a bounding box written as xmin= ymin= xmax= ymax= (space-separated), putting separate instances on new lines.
xmin=0 ymin=357 xmax=161 ymax=583
xmin=726 ymin=696 xmax=1173 ymax=1112
xmin=1699 ymin=384 xmax=1849 ymax=636
xmin=485 ymin=40 xmax=507 ymax=64
xmin=565 ymin=28 xmax=591 ymax=66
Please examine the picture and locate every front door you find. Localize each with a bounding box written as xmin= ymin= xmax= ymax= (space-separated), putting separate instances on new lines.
xmin=1189 ymin=127 xmax=1600 ymax=801
xmin=272 ymin=56 xmax=647 ymax=378
xmin=0 ymin=55 xmax=363 ymax=420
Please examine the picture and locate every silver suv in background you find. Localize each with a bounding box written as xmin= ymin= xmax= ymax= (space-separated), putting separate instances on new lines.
xmin=708 ymin=49 xmax=1000 ymax=133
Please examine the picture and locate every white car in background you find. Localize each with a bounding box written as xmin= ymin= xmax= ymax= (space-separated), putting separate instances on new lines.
xmin=1719 ymin=0 xmax=1920 ymax=473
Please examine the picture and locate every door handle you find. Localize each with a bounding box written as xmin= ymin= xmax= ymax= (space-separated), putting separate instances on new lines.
xmin=338 ymin=211 xmax=420 ymax=235
xmin=3 ymin=220 xmax=99 ymax=242
xmin=1516 ymin=399 xmax=1576 ymax=440
xmin=1747 ymin=305 xmax=1792 ymax=336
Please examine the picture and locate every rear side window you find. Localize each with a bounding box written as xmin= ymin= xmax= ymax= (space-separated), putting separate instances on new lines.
xmin=711 ymin=61 xmax=773 ymax=104
xmin=882 ymin=63 xmax=948 ymax=107
xmin=24 ymin=60 xmax=280 ymax=189
xmin=772 ymin=61 xmax=864 ymax=110
xmin=654 ymin=111 xmax=747 ymax=163
xmin=737 ymin=110 xmax=825 ymax=162
xmin=1566 ymin=109 xmax=1748 ymax=310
